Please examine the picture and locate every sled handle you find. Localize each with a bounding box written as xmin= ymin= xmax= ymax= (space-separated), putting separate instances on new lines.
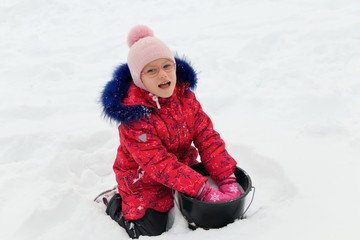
xmin=240 ymin=186 xmax=255 ymax=219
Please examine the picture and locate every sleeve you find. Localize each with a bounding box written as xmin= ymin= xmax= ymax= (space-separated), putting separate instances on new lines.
xmin=192 ymin=94 xmax=237 ymax=183
xmin=119 ymin=117 xmax=207 ymax=197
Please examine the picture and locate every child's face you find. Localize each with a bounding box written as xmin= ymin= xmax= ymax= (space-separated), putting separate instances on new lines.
xmin=140 ymin=58 xmax=177 ymax=98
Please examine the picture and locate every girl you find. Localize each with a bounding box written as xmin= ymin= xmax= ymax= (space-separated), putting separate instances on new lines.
xmin=96 ymin=25 xmax=241 ymax=238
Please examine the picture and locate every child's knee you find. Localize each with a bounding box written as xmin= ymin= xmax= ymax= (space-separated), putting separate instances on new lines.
xmin=105 ymin=193 xmax=122 ymax=221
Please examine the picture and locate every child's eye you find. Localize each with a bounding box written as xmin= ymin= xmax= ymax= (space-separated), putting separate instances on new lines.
xmin=147 ymin=68 xmax=157 ymax=74
xmin=163 ymin=63 xmax=173 ymax=70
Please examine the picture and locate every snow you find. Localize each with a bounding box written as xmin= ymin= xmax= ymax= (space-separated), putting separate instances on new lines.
xmin=1 ymin=0 xmax=360 ymax=239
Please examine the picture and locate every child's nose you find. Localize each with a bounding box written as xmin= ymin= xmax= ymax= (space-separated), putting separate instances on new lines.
xmin=158 ymin=68 xmax=167 ymax=78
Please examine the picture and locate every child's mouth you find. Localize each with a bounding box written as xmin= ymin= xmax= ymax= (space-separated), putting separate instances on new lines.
xmin=158 ymin=81 xmax=171 ymax=89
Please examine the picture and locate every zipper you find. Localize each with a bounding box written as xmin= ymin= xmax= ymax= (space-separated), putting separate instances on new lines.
xmin=149 ymin=93 xmax=161 ymax=109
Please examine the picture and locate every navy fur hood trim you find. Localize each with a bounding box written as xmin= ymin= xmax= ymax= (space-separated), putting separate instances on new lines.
xmin=101 ymin=57 xmax=198 ymax=124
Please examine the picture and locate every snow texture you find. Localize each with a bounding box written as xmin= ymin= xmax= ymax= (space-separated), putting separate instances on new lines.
xmin=1 ymin=0 xmax=360 ymax=239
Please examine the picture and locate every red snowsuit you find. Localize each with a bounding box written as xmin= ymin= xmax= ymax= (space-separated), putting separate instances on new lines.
xmin=101 ymin=58 xmax=237 ymax=220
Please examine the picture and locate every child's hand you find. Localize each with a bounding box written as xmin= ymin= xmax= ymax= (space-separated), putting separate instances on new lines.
xmin=218 ymin=176 xmax=242 ymax=200
xmin=196 ymin=183 xmax=232 ymax=202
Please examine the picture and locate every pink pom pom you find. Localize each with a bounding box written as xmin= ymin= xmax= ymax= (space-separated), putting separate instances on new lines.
xmin=127 ymin=25 xmax=154 ymax=47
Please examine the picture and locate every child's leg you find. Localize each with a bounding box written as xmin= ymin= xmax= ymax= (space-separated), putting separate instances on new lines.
xmin=106 ymin=194 xmax=168 ymax=239
xmin=105 ymin=193 xmax=122 ymax=220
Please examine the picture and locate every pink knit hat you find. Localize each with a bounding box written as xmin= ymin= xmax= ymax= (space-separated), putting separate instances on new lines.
xmin=127 ymin=25 xmax=175 ymax=90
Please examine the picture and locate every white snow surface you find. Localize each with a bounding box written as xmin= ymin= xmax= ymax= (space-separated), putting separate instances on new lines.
xmin=1 ymin=0 xmax=360 ymax=239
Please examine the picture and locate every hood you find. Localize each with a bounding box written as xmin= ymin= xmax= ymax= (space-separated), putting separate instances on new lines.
xmin=101 ymin=57 xmax=198 ymax=124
